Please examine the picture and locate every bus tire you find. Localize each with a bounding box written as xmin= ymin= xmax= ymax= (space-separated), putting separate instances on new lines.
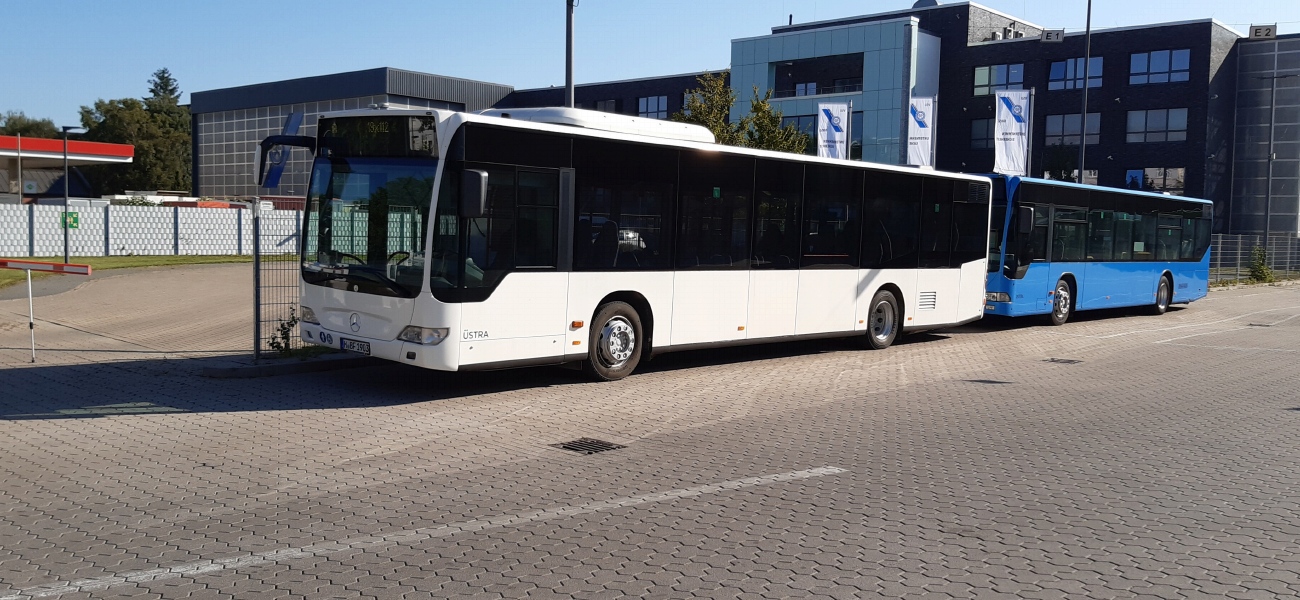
xmin=584 ymin=301 xmax=643 ymax=381
xmin=1048 ymin=279 xmax=1072 ymax=326
xmin=1150 ymin=275 xmax=1172 ymax=316
xmin=863 ymin=289 xmax=900 ymax=350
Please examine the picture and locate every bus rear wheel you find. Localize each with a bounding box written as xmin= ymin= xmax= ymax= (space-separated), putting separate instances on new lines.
xmin=584 ymin=301 xmax=643 ymax=381
xmin=1048 ymin=279 xmax=1072 ymax=326
xmin=1150 ymin=276 xmax=1172 ymax=315
xmin=862 ymin=289 xmax=900 ymax=350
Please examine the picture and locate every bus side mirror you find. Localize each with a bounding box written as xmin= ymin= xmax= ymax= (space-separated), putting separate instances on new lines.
xmin=1016 ymin=206 xmax=1034 ymax=235
xmin=257 ymin=135 xmax=317 ymax=187
xmin=461 ymin=169 xmax=488 ymax=218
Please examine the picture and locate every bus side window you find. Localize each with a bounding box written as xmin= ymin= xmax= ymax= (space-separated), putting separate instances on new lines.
xmin=802 ymin=164 xmax=862 ymax=268
xmin=862 ymin=172 xmax=920 ymax=269
xmin=752 ymin=159 xmax=803 ymax=269
xmin=1022 ymin=205 xmax=1049 ymax=263
xmin=919 ymin=178 xmax=954 ymax=268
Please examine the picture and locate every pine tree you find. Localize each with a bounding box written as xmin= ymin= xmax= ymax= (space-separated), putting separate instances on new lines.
xmin=671 ymin=71 xmax=747 ymax=147
xmin=743 ymin=87 xmax=809 ymax=154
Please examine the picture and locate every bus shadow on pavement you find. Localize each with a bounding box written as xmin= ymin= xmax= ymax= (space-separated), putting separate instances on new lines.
xmin=956 ymin=306 xmax=1187 ymax=334
xmin=2 ymin=332 xmax=970 ymax=420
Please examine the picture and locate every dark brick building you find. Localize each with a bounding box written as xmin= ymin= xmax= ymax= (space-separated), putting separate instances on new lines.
xmin=499 ymin=71 xmax=727 ymax=120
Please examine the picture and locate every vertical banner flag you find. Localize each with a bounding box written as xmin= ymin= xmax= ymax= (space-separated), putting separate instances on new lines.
xmin=817 ymin=103 xmax=849 ymax=159
xmin=907 ymin=97 xmax=934 ymax=167
xmin=993 ymin=90 xmax=1030 ymax=176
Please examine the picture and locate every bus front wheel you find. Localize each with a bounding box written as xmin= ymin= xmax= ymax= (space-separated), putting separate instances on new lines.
xmin=1150 ymin=276 xmax=1172 ymax=315
xmin=1048 ymin=279 xmax=1073 ymax=326
xmin=584 ymin=301 xmax=643 ymax=381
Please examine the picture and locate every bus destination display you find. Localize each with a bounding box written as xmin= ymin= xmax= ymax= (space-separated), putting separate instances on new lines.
xmin=319 ymin=116 xmax=438 ymax=158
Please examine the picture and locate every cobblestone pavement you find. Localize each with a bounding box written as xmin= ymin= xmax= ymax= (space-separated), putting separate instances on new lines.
xmin=1 ymin=268 xmax=1298 ymax=599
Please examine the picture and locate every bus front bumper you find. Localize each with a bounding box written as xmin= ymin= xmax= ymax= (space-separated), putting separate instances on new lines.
xmin=300 ymin=324 xmax=457 ymax=371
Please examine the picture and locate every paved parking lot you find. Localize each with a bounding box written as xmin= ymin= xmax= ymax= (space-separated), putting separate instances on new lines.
xmin=2 ymin=266 xmax=1299 ymax=599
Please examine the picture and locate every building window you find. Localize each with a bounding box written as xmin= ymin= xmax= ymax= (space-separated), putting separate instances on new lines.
xmin=1048 ymin=57 xmax=1103 ymax=90
xmin=595 ymin=99 xmax=617 ymax=113
xmin=973 ymin=64 xmax=1024 ymax=96
xmin=1043 ymin=170 xmax=1099 ymax=186
xmin=971 ymin=118 xmax=994 ymax=149
xmin=1126 ymin=167 xmax=1185 ymax=195
xmin=831 ymin=78 xmax=863 ymax=93
xmin=1045 ymin=113 xmax=1100 ymax=145
xmin=1130 ymin=50 xmax=1191 ymax=84
xmin=638 ymin=96 xmax=668 ymax=119
xmin=795 ymin=82 xmax=818 ymax=97
xmin=1126 ymin=108 xmax=1188 ymax=142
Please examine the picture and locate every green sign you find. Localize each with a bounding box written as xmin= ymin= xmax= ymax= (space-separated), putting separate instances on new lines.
xmin=62 ymin=212 xmax=79 ymax=229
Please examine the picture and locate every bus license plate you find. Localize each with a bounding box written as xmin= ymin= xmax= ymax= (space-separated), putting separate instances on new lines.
xmin=341 ymin=338 xmax=371 ymax=355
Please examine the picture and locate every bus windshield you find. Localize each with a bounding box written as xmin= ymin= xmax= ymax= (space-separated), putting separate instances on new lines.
xmin=302 ymin=156 xmax=437 ymax=298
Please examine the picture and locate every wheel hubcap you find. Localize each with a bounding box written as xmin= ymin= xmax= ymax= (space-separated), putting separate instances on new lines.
xmin=597 ymin=317 xmax=635 ymax=368
xmin=1055 ymin=285 xmax=1071 ymax=317
xmin=1158 ymin=282 xmax=1169 ymax=307
xmin=871 ymin=300 xmax=896 ymax=342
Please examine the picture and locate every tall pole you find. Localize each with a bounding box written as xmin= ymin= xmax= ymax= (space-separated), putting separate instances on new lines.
xmin=15 ymin=133 xmax=20 ymax=200
xmin=1077 ymin=0 xmax=1093 ymax=184
xmin=27 ymin=269 xmax=36 ymax=363
xmin=1027 ymin=88 xmax=1036 ymax=177
xmin=62 ymin=128 xmax=70 ymax=263
xmin=565 ymin=0 xmax=575 ymax=108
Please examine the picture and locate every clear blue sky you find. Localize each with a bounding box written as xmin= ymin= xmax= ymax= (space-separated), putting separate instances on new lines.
xmin=3 ymin=0 xmax=1297 ymax=129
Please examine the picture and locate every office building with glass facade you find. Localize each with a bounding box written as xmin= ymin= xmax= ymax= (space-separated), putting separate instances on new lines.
xmin=730 ymin=2 xmax=1240 ymax=229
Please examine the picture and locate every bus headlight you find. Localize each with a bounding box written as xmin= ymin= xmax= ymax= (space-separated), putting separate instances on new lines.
xmin=300 ymin=306 xmax=320 ymax=324
xmin=985 ymin=292 xmax=1011 ymax=303
xmin=398 ymin=326 xmax=450 ymax=345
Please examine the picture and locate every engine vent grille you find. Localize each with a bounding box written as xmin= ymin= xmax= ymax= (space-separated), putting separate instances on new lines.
xmin=919 ymin=292 xmax=938 ymax=310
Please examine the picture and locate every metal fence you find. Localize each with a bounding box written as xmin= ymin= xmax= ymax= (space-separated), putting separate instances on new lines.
xmin=1210 ymin=233 xmax=1300 ymax=284
xmin=252 ymin=200 xmax=305 ymax=360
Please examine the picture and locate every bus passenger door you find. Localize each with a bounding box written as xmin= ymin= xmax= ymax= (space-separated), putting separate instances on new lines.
xmin=458 ymin=167 xmax=569 ymax=367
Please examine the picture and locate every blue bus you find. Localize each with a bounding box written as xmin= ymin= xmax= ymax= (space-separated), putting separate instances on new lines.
xmin=984 ymin=176 xmax=1212 ymax=324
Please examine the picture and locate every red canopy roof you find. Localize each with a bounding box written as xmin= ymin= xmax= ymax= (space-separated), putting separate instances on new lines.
xmin=0 ymin=135 xmax=134 ymax=169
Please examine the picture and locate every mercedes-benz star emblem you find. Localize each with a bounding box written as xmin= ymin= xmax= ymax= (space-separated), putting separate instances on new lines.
xmin=349 ymin=313 xmax=360 ymax=332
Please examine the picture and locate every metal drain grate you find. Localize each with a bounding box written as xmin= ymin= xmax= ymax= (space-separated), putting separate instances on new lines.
xmin=1044 ymin=358 xmax=1083 ymax=364
xmin=550 ymin=438 xmax=626 ymax=455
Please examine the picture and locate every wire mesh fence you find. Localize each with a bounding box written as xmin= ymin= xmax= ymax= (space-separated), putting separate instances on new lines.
xmin=1210 ymin=233 xmax=1300 ymax=285
xmin=252 ymin=200 xmax=305 ymax=360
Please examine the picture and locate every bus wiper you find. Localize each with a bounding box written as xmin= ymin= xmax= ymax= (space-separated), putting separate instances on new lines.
xmin=344 ymin=264 xmax=413 ymax=297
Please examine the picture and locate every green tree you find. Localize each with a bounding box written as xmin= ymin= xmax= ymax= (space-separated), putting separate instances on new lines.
xmin=0 ymin=111 xmax=59 ymax=138
xmin=79 ymin=68 xmax=192 ymax=194
xmin=673 ymin=73 xmax=809 ymax=154
xmin=671 ymin=71 xmax=746 ymax=146
xmin=147 ymin=68 xmax=181 ymax=104
xmin=743 ymin=86 xmax=809 ymax=154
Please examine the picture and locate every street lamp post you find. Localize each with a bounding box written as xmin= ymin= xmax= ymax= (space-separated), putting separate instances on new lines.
xmin=1077 ymin=0 xmax=1093 ymax=184
xmin=61 ymin=125 xmax=86 ymax=264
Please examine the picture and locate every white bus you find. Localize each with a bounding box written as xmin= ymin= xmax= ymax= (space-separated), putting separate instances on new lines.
xmin=270 ymin=107 xmax=992 ymax=380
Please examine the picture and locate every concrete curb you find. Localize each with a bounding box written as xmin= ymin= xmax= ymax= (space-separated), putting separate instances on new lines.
xmin=199 ymin=353 xmax=381 ymax=379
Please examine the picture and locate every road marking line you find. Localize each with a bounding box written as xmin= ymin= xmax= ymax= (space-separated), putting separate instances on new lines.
xmin=1158 ymin=342 xmax=1299 ymax=353
xmin=0 ymin=466 xmax=847 ymax=600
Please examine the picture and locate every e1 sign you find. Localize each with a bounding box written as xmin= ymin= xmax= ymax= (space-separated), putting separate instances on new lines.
xmin=1040 ymin=29 xmax=1065 ymax=43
